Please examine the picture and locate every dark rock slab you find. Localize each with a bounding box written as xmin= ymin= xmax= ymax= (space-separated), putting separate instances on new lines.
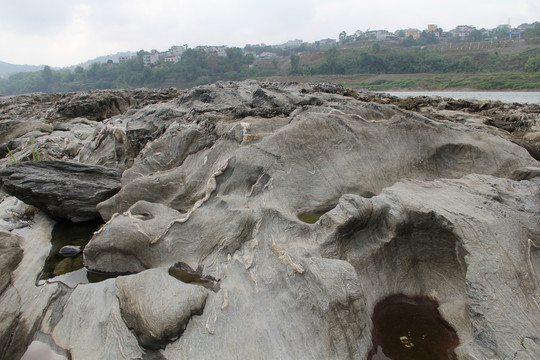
xmin=0 ymin=161 xmax=122 ymax=222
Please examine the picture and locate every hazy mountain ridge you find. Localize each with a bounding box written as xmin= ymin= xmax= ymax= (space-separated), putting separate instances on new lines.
xmin=0 ymin=61 xmax=44 ymax=77
xmin=73 ymin=51 xmax=137 ymax=70
xmin=0 ymin=51 xmax=136 ymax=77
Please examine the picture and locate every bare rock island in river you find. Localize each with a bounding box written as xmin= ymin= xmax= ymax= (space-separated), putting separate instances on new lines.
xmin=0 ymin=81 xmax=539 ymax=359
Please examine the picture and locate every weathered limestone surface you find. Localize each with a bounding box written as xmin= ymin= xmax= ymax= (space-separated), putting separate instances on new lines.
xmin=116 ymin=268 xmax=208 ymax=349
xmin=0 ymin=206 xmax=58 ymax=360
xmin=0 ymin=81 xmax=539 ymax=359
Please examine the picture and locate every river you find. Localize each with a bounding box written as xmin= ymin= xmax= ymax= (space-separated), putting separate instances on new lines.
xmin=384 ymin=91 xmax=540 ymax=104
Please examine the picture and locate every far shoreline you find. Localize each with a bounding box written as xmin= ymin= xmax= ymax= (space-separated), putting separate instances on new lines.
xmin=264 ymin=72 xmax=540 ymax=93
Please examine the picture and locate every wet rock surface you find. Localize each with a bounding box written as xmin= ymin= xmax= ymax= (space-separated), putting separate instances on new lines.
xmin=0 ymin=161 xmax=122 ymax=222
xmin=0 ymin=81 xmax=539 ymax=359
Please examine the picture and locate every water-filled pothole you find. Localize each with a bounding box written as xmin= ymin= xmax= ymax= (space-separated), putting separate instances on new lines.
xmin=297 ymin=206 xmax=334 ymax=224
xmin=368 ymin=294 xmax=459 ymax=360
xmin=168 ymin=262 xmax=220 ymax=292
xmin=39 ymin=219 xmax=116 ymax=286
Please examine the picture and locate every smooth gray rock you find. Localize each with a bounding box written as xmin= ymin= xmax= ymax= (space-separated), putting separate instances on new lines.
xmin=115 ymin=268 xmax=208 ymax=349
xmin=0 ymin=231 xmax=23 ymax=357
xmin=0 ymin=231 xmax=23 ymax=294
xmin=85 ymin=198 xmax=253 ymax=273
xmin=0 ymin=160 xmax=122 ymax=222
xmin=58 ymin=245 xmax=82 ymax=258
xmin=0 ymin=211 xmax=58 ymax=360
xmin=50 ymin=279 xmax=143 ymax=359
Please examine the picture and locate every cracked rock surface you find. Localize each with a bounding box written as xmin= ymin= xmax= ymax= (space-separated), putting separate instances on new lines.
xmin=0 ymin=81 xmax=539 ymax=359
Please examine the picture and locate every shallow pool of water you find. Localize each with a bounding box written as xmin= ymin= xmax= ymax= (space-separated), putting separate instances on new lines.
xmin=297 ymin=209 xmax=331 ymax=224
xmin=368 ymin=294 xmax=459 ymax=360
xmin=39 ymin=219 xmax=103 ymax=284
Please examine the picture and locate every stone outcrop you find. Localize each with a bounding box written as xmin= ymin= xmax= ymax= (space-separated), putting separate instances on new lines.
xmin=0 ymin=231 xmax=23 ymax=294
xmin=358 ymin=91 xmax=540 ymax=161
xmin=0 ymin=81 xmax=539 ymax=359
xmin=0 ymin=161 xmax=122 ymax=222
xmin=0 ymin=205 xmax=58 ymax=360
xmin=0 ymin=88 xmax=180 ymax=169
xmin=116 ymin=268 xmax=208 ymax=349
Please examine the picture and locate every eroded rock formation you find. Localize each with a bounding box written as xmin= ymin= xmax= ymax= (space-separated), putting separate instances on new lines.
xmin=0 ymin=81 xmax=539 ymax=359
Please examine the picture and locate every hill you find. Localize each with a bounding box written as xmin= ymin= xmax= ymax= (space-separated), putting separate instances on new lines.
xmin=0 ymin=60 xmax=43 ymax=78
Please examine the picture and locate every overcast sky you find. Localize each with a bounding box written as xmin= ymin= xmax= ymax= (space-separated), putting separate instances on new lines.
xmin=1 ymin=0 xmax=539 ymax=67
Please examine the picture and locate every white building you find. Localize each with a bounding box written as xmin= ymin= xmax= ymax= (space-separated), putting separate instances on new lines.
xmin=276 ymin=39 xmax=303 ymax=49
xmin=169 ymin=45 xmax=187 ymax=57
xmin=215 ymin=46 xmax=228 ymax=57
xmin=366 ymin=30 xmax=392 ymax=41
xmin=118 ymin=55 xmax=135 ymax=63
xmin=194 ymin=45 xmax=229 ymax=57
xmin=449 ymin=25 xmax=477 ymax=39
xmin=143 ymin=52 xmax=160 ymax=67
xmin=163 ymin=55 xmax=179 ymax=64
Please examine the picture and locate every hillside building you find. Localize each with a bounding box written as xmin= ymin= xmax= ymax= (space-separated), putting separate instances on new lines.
xmin=276 ymin=39 xmax=303 ymax=49
xmin=405 ymin=29 xmax=422 ymax=39
xmin=449 ymin=25 xmax=477 ymax=39
xmin=194 ymin=46 xmax=228 ymax=57
xmin=143 ymin=52 xmax=160 ymax=67
xmin=366 ymin=30 xmax=393 ymax=41
xmin=427 ymin=24 xmax=438 ymax=32
xmin=118 ymin=55 xmax=135 ymax=63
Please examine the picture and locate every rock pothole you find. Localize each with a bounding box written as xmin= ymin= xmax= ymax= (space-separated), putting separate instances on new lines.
xmin=38 ymin=219 xmax=120 ymax=287
xmin=368 ymin=294 xmax=459 ymax=360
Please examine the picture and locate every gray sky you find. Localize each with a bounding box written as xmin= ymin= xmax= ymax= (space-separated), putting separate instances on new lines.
xmin=1 ymin=0 xmax=539 ymax=67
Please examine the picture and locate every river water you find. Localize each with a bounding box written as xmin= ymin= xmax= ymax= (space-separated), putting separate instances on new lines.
xmin=384 ymin=91 xmax=540 ymax=104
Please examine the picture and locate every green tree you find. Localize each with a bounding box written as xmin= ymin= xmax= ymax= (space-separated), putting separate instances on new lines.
xmin=324 ymin=48 xmax=341 ymax=73
xmin=371 ymin=43 xmax=381 ymax=54
xmin=290 ymin=54 xmax=300 ymax=74
xmin=523 ymin=24 xmax=540 ymax=42
xmin=525 ymin=55 xmax=540 ymax=72
xmin=402 ymin=35 xmax=416 ymax=47
xmin=42 ymin=65 xmax=53 ymax=83
xmin=467 ymin=29 xmax=484 ymax=42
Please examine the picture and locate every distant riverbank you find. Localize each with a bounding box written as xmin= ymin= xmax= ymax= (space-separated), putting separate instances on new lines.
xmin=266 ymin=72 xmax=540 ymax=93
xmin=384 ymin=91 xmax=540 ymax=104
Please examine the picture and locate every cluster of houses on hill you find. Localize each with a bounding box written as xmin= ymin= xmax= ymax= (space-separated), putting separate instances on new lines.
xmin=115 ymin=22 xmax=536 ymax=67
xmin=339 ymin=22 xmax=535 ymax=43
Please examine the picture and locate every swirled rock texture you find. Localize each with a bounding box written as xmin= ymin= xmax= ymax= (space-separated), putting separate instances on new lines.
xmin=0 ymin=81 xmax=539 ymax=359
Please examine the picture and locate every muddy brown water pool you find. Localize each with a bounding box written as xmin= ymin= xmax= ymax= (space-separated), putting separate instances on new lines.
xmin=368 ymin=294 xmax=459 ymax=360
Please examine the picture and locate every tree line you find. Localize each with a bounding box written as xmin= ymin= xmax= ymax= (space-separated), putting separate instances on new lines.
xmin=0 ymin=47 xmax=258 ymax=95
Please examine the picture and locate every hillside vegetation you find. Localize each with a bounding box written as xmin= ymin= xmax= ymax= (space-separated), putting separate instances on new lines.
xmin=1 ymin=25 xmax=540 ymax=95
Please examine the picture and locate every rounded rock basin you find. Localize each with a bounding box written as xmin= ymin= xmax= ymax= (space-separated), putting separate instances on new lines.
xmin=368 ymin=294 xmax=459 ymax=360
